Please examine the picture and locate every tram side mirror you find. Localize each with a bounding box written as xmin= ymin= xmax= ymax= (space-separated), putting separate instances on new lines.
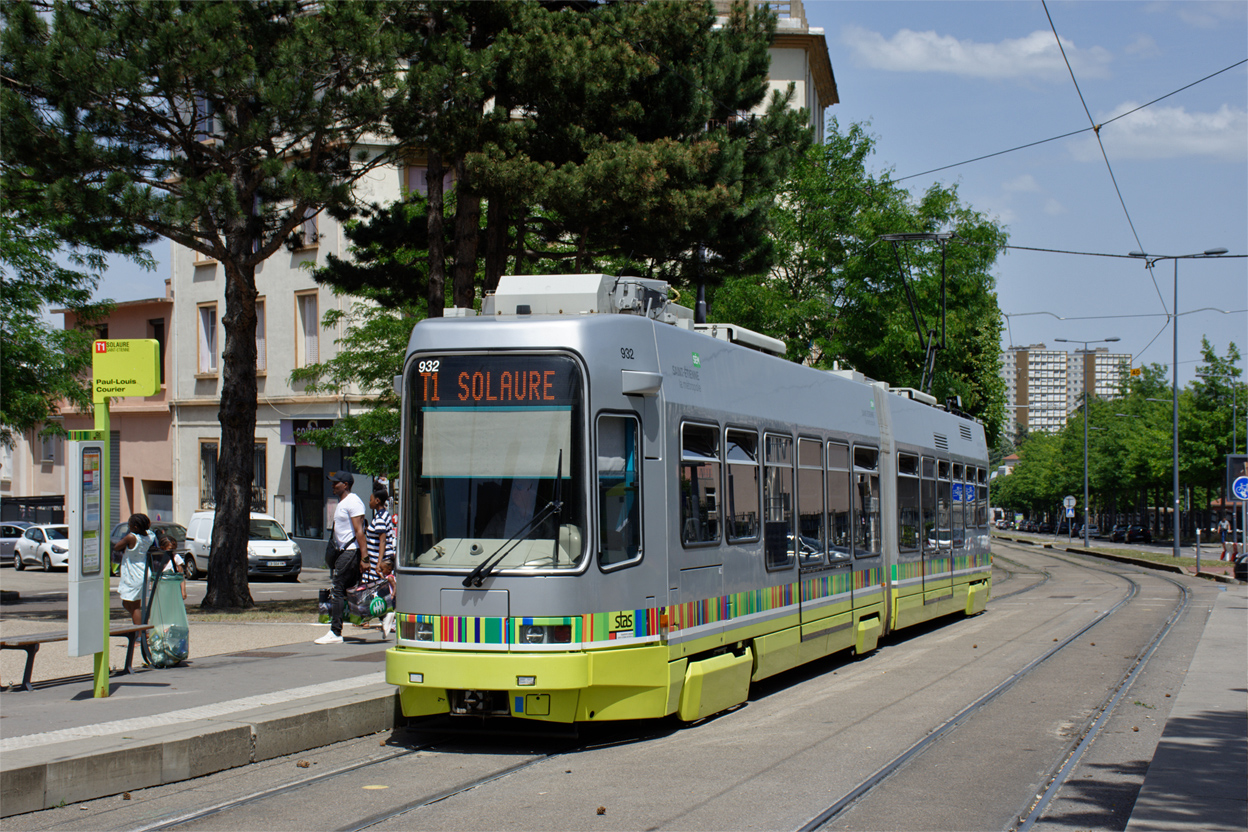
xmin=394 ymin=375 xmax=402 ymax=395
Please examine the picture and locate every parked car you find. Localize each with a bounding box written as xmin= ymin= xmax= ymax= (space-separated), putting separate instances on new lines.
xmin=109 ymin=521 xmax=193 ymax=577
xmin=185 ymin=511 xmax=302 ymax=580
xmin=1109 ymin=524 xmax=1129 ymax=543
xmin=1037 ymin=522 xmax=1053 ymax=534
xmin=13 ymin=524 xmax=70 ymax=570
xmin=1234 ymin=554 xmax=1247 ymax=583
xmin=1 ymin=521 xmax=34 ymax=566
xmin=1078 ymin=524 xmax=1100 ymax=539
xmin=1125 ymin=525 xmax=1153 ymax=544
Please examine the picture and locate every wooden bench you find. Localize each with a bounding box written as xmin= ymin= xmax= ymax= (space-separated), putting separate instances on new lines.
xmin=0 ymin=623 xmax=154 ymax=692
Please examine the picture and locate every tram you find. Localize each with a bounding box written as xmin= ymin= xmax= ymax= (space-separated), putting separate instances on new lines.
xmin=385 ymin=274 xmax=991 ymax=723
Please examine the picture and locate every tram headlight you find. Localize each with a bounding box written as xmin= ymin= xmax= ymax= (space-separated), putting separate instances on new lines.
xmin=520 ymin=624 xmax=572 ymax=644
xmin=414 ymin=621 xmax=434 ymax=641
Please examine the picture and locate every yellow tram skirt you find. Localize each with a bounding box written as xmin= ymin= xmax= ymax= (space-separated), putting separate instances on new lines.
xmin=386 ymin=643 xmax=675 ymax=723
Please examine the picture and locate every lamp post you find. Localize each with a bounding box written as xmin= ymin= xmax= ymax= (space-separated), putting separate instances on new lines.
xmin=1129 ymin=247 xmax=1229 ymax=558
xmin=1055 ymin=336 xmax=1120 ymax=548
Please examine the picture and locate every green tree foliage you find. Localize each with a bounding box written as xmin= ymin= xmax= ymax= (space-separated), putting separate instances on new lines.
xmin=2 ymin=0 xmax=404 ymax=608
xmin=711 ymin=119 xmax=1009 ymax=443
xmin=995 ymin=345 xmax=1243 ymax=534
xmin=0 ymin=212 xmax=138 ymax=446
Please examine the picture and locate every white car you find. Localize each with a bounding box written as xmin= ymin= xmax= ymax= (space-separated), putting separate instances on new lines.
xmin=13 ymin=524 xmax=71 ymax=571
xmin=185 ymin=511 xmax=302 ymax=580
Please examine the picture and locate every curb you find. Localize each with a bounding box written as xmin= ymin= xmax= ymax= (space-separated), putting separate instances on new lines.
xmin=0 ymin=683 xmax=401 ymax=817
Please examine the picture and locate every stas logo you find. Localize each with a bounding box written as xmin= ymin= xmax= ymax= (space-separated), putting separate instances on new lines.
xmin=608 ymin=611 xmax=634 ymax=633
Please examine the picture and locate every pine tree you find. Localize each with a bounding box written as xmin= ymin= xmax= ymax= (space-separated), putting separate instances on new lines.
xmin=2 ymin=0 xmax=404 ymax=608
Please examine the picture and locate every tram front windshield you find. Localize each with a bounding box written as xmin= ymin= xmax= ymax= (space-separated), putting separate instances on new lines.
xmin=403 ymin=353 xmax=585 ymax=571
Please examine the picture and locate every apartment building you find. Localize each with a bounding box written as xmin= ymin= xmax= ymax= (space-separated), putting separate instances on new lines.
xmin=1002 ymin=344 xmax=1131 ymax=435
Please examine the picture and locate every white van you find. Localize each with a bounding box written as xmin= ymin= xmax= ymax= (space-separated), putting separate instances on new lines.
xmin=184 ymin=511 xmax=302 ymax=581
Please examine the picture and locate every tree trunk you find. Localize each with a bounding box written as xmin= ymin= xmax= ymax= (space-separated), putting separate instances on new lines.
xmin=202 ymin=256 xmax=258 ymax=610
xmin=427 ymin=151 xmax=446 ymax=318
xmin=483 ymin=196 xmax=509 ymax=293
xmin=452 ymin=158 xmax=481 ymax=309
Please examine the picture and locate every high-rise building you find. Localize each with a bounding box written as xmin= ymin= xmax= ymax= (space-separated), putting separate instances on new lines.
xmin=1002 ymin=344 xmax=1132 ymax=435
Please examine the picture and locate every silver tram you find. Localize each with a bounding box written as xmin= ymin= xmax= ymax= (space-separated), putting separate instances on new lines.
xmin=385 ymin=274 xmax=991 ymax=723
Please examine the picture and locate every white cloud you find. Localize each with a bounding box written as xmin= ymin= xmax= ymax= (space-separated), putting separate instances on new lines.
xmin=1172 ymin=0 xmax=1248 ymax=29
xmin=1043 ymin=198 xmax=1066 ymax=216
xmin=1123 ymin=34 xmax=1160 ymax=57
xmin=1003 ymin=174 xmax=1042 ymax=192
xmin=841 ymin=25 xmax=1112 ymax=80
xmin=1070 ymin=103 xmax=1248 ymax=161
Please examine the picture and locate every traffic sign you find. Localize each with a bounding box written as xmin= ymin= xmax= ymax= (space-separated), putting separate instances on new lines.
xmin=1066 ymin=508 xmax=1075 ymax=518
xmin=1233 ymin=476 xmax=1248 ymax=502
xmin=1063 ymin=495 xmax=1077 ymax=509
xmin=952 ymin=482 xmax=963 ymax=502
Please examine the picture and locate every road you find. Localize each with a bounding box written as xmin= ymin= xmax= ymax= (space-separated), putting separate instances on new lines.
xmin=0 ymin=565 xmax=331 ymax=617
xmin=5 ymin=542 xmax=1231 ymax=832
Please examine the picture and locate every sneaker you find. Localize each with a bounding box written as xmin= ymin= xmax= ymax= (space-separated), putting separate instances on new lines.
xmin=314 ymin=631 xmax=344 ymax=645
xmin=382 ymin=612 xmax=396 ymax=637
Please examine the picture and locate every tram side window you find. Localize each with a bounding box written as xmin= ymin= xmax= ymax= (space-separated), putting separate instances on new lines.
xmin=680 ymin=423 xmax=721 ymax=546
xmin=937 ymin=460 xmax=952 ymax=550
xmin=921 ymin=457 xmax=937 ymax=554
xmin=763 ymin=433 xmax=794 ymax=569
xmin=977 ymin=467 xmax=989 ymax=528
xmin=853 ymin=446 xmax=881 ymax=557
xmin=797 ymin=438 xmax=825 ymax=565
xmin=597 ymin=414 xmax=641 ymax=567
xmin=897 ymin=453 xmax=920 ymax=553
xmin=827 ymin=442 xmax=851 ymax=560
xmin=725 ymin=428 xmax=760 ymax=543
xmin=952 ymin=463 xmax=966 ymax=548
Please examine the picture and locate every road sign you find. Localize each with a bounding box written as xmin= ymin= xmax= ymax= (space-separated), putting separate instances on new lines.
xmin=1063 ymin=495 xmax=1077 ymax=509
xmin=1066 ymin=508 xmax=1075 ymax=518
xmin=1233 ymin=476 xmax=1248 ymax=502
xmin=952 ymin=482 xmax=963 ymax=502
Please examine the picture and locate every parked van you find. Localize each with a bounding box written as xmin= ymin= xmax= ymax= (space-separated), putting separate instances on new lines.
xmin=184 ymin=511 xmax=302 ymax=581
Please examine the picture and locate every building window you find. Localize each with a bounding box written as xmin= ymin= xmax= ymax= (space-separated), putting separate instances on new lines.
xmin=295 ymin=292 xmax=319 ymax=368
xmin=95 ymin=324 xmax=108 ymax=341
xmin=255 ymin=298 xmax=267 ymax=373
xmin=300 ymin=207 xmax=319 ymax=248
xmin=40 ymin=433 xmax=58 ymax=463
xmin=199 ymin=440 xmax=218 ymax=509
xmin=405 ymin=165 xmax=454 ymax=197
xmin=252 ymin=441 xmax=267 ymax=512
xmin=148 ymin=317 xmax=166 ymax=385
xmin=197 ymin=304 xmax=218 ymax=374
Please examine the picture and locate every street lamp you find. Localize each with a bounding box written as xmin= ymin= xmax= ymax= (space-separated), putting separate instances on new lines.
xmin=1055 ymin=336 xmax=1120 ymax=548
xmin=1129 ymin=247 xmax=1230 ymax=558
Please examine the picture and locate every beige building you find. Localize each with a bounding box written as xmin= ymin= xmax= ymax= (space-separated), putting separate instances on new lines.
xmin=1002 ymin=344 xmax=1132 ymax=435
xmin=1 ymin=286 xmax=174 ymax=528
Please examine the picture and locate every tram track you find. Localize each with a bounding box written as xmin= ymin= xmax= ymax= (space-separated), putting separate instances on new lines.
xmin=19 ymin=543 xmax=1197 ymax=832
xmin=798 ymin=542 xmax=1190 ymax=832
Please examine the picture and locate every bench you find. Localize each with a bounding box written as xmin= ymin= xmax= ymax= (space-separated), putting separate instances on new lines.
xmin=0 ymin=623 xmax=154 ymax=692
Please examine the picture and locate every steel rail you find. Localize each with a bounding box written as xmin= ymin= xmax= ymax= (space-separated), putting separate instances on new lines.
xmin=798 ymin=549 xmax=1142 ymax=832
xmin=1015 ymin=556 xmax=1191 ymax=830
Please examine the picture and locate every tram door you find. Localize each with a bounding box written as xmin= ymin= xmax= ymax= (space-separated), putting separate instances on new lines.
xmin=928 ymin=459 xmax=953 ymax=595
xmin=673 ymin=422 xmax=725 ymax=654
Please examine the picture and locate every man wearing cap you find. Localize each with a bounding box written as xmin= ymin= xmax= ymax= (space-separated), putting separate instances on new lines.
xmin=316 ymin=471 xmax=368 ymax=644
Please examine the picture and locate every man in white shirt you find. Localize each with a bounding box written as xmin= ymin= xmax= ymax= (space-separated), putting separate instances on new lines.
xmin=316 ymin=470 xmax=368 ymax=644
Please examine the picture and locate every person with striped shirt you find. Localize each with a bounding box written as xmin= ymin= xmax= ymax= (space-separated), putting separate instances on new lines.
xmin=364 ymin=485 xmax=396 ymax=635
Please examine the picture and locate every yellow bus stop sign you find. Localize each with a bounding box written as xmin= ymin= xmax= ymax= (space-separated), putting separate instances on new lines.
xmin=92 ymin=340 xmax=160 ymax=402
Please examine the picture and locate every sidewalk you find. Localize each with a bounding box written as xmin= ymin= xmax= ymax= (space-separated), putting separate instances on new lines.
xmin=1 ymin=619 xmax=397 ymax=817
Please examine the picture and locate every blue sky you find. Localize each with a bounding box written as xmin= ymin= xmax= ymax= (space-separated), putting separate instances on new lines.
xmin=803 ymin=0 xmax=1246 ymax=386
xmin=92 ymin=1 xmax=1246 ymax=386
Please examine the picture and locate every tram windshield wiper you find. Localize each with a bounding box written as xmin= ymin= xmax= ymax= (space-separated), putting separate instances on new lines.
xmin=463 ymin=451 xmax=564 ymax=588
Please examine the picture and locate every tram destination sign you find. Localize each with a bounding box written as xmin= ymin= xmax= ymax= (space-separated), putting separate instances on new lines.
xmin=415 ymin=354 xmax=580 ymax=408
